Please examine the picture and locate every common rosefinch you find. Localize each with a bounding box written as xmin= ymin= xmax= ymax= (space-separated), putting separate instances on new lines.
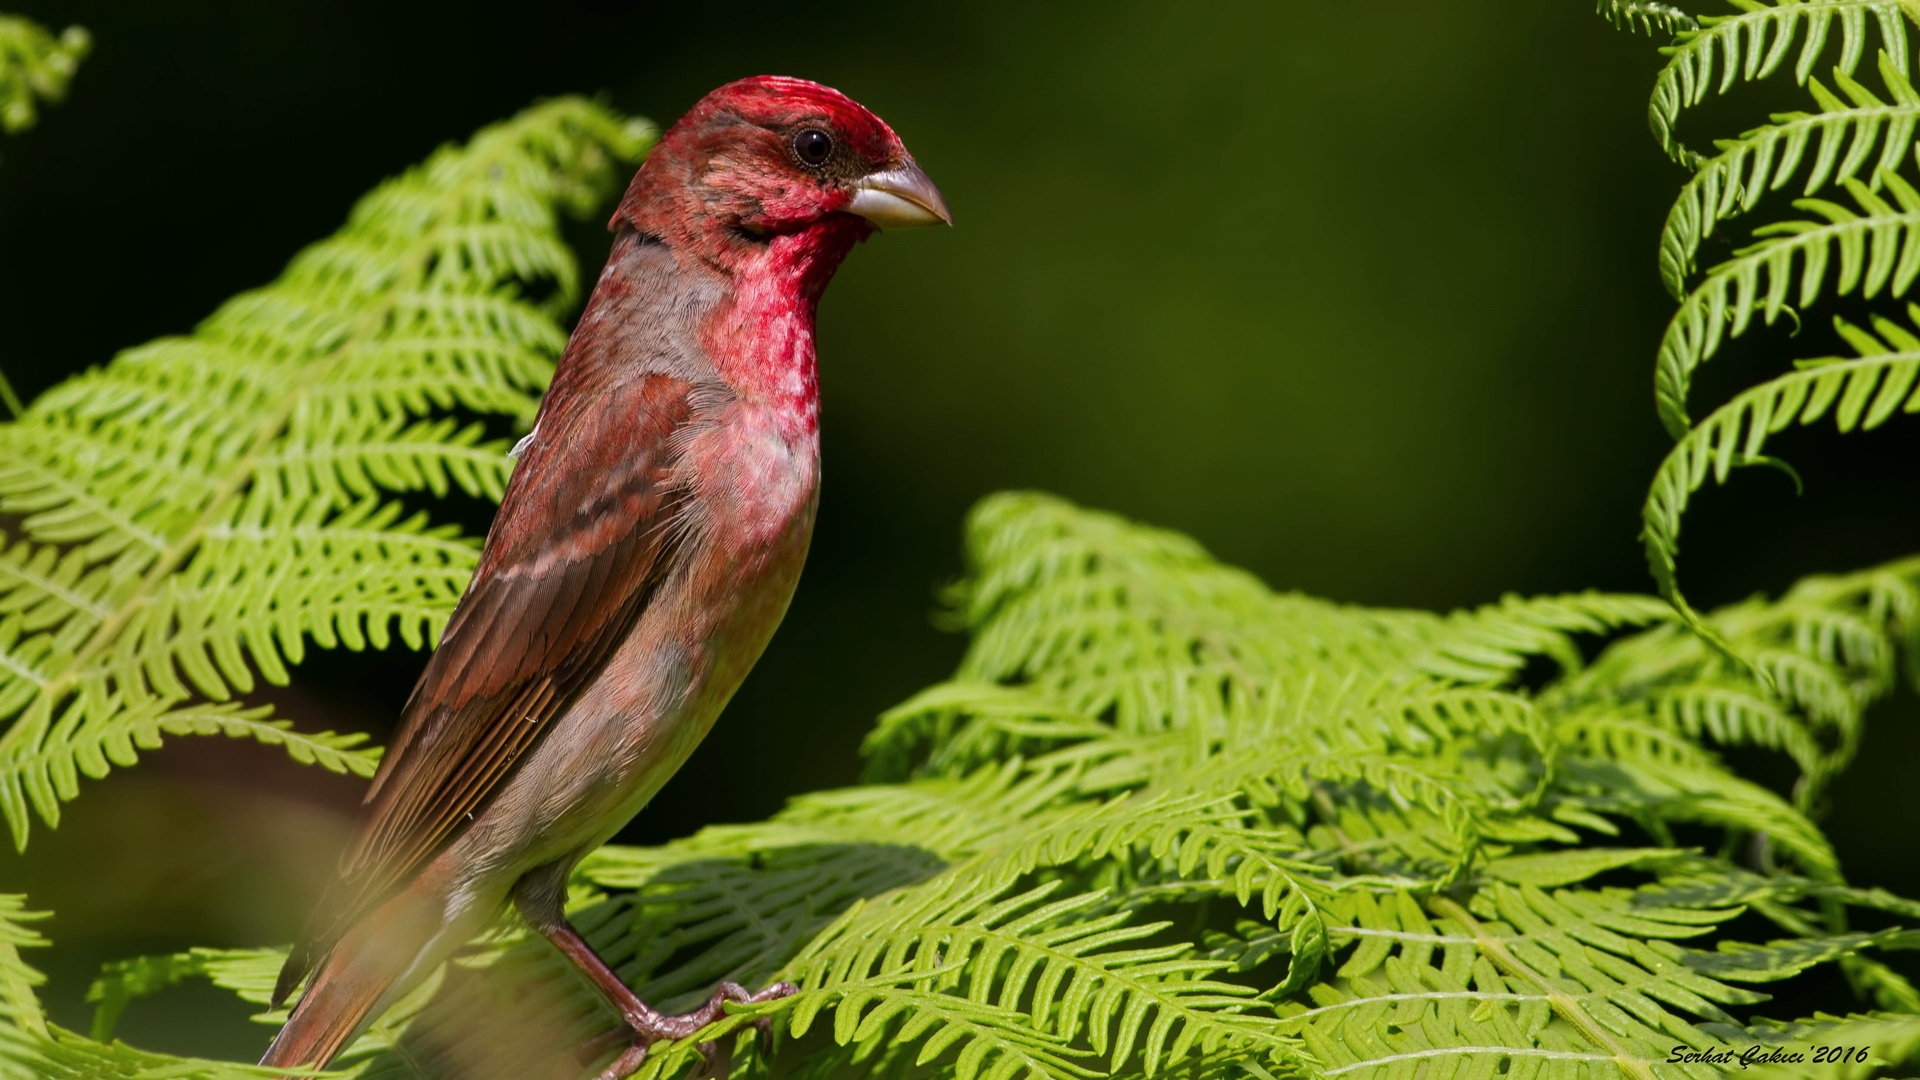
xmin=260 ymin=76 xmax=949 ymax=1078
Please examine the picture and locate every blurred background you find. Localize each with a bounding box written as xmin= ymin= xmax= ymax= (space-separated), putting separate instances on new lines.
xmin=1 ymin=0 xmax=1918 ymax=1060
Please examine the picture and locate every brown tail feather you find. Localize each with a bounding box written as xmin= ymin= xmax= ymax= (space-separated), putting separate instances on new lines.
xmin=260 ymin=880 xmax=455 ymax=1074
xmin=259 ymin=950 xmax=394 ymax=1072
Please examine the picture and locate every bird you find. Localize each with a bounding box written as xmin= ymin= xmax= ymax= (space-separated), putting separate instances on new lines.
xmin=259 ymin=75 xmax=950 ymax=1079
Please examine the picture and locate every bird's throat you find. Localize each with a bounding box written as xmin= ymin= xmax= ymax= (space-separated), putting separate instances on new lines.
xmin=699 ymin=215 xmax=869 ymax=440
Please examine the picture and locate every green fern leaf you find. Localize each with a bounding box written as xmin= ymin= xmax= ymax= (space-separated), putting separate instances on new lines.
xmin=0 ymin=897 xmax=46 ymax=1038
xmin=0 ymin=1031 xmax=275 ymax=1080
xmin=0 ymin=15 xmax=86 ymax=138
xmin=1648 ymin=0 xmax=1907 ymax=162
xmin=1745 ymin=1011 xmax=1920 ymax=1077
xmin=1641 ymin=310 xmax=1920 ymax=672
xmin=1685 ymin=927 xmax=1920 ymax=982
xmin=1661 ymin=52 xmax=1920 ymax=297
xmin=1484 ymin=847 xmax=1687 ymax=887
xmin=1600 ymin=1 xmax=1700 ymax=37
xmin=85 ymin=947 xmax=284 ymax=1041
xmin=1653 ymin=171 xmax=1920 ymax=440
xmin=1283 ymin=885 xmax=1767 ymax=1080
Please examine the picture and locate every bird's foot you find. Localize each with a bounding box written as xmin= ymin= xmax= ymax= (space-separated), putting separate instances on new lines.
xmin=584 ymin=981 xmax=798 ymax=1080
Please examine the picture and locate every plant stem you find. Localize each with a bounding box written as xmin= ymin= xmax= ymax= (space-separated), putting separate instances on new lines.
xmin=1426 ymin=895 xmax=1657 ymax=1080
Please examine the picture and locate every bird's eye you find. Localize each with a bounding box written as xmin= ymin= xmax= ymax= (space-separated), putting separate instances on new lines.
xmin=794 ymin=128 xmax=833 ymax=166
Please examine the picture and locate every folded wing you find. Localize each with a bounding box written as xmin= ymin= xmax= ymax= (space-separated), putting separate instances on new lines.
xmin=275 ymin=369 xmax=703 ymax=1006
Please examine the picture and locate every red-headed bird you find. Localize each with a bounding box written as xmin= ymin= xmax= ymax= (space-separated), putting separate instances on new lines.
xmin=260 ymin=76 xmax=949 ymax=1078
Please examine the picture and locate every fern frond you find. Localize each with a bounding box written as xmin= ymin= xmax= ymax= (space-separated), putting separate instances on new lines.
xmin=1643 ymin=310 xmax=1920 ymax=646
xmin=1637 ymin=31 xmax=1920 ymax=629
xmin=675 ymin=502 xmax=1914 ymax=1071
xmin=0 ymin=15 xmax=85 ymax=137
xmin=0 ymin=1030 xmax=277 ymax=1080
xmin=1654 ymin=172 xmax=1920 ymax=439
xmin=0 ymin=897 xmax=46 ymax=1038
xmin=1280 ymin=885 xmax=1772 ymax=1080
xmin=1655 ymin=682 xmax=1825 ymax=780
xmin=1661 ymin=53 xmax=1920 ymax=296
xmin=0 ymin=97 xmax=653 ymax=848
xmin=947 ymin=493 xmax=1667 ymax=765
xmin=589 ymin=842 xmax=946 ymax=1013
xmin=1483 ymin=846 xmax=1686 ymax=887
xmin=1648 ymin=0 xmax=1907 ymax=161
xmin=780 ymin=980 xmax=1100 ymax=1080
xmin=85 ymin=947 xmax=284 ymax=1040
xmin=864 ymin=681 xmax=1108 ymax=783
xmin=1684 ymin=926 xmax=1920 ymax=981
xmin=1601 ymin=1 xmax=1700 ymax=37
xmin=780 ymin=879 xmax=1302 ymax=1080
xmin=79 ymin=943 xmax=480 ymax=1076
xmin=1406 ymin=592 xmax=1674 ymax=684
xmin=1563 ymin=732 xmax=1839 ymax=874
xmin=1643 ymin=857 xmax=1920 ymax=934
xmin=2 ymin=698 xmax=377 ymax=835
xmin=1651 ymin=307 xmax=1920 ymax=478
xmin=1745 ymin=1011 xmax=1920 ymax=1077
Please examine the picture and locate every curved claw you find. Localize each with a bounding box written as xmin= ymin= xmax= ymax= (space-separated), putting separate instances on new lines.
xmin=685 ymin=1040 xmax=728 ymax=1080
xmin=582 ymin=980 xmax=799 ymax=1080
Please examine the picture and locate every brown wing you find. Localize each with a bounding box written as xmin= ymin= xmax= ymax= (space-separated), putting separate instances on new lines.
xmin=275 ymin=370 xmax=700 ymax=1006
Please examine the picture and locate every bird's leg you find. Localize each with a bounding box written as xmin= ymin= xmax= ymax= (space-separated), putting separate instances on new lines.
xmin=513 ymin=865 xmax=796 ymax=1080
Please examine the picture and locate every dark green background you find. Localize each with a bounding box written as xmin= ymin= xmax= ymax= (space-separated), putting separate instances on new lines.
xmin=1 ymin=0 xmax=1917 ymax=1060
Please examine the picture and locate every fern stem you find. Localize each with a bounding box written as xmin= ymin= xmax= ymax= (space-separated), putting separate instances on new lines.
xmin=1324 ymin=1046 xmax=1617 ymax=1076
xmin=1426 ymin=895 xmax=1658 ymax=1080
xmin=0 ymin=367 xmax=21 ymax=419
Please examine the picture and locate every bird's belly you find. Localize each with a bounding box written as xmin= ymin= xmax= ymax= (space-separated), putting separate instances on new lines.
xmin=458 ymin=408 xmax=819 ymax=875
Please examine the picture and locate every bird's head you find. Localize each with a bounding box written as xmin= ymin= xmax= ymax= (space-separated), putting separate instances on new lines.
xmin=614 ymin=75 xmax=949 ymax=267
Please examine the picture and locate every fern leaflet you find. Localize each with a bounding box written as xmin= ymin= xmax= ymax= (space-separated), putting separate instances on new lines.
xmin=0 ymin=14 xmax=84 ymax=138
xmin=1648 ymin=0 xmax=1907 ymax=161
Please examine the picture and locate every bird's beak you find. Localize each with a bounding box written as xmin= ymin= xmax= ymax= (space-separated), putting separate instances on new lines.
xmin=846 ymin=161 xmax=952 ymax=228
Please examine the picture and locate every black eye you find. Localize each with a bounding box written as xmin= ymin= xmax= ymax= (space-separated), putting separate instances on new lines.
xmin=794 ymin=128 xmax=833 ymax=166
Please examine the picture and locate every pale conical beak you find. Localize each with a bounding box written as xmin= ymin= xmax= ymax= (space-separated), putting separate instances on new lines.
xmin=846 ymin=161 xmax=952 ymax=228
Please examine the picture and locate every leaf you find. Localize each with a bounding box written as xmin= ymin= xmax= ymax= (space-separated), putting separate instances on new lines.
xmin=1661 ymin=53 xmax=1920 ymax=296
xmin=1599 ymin=1 xmax=1699 ymax=38
xmin=1647 ymin=0 xmax=1907 ymax=161
xmin=1653 ymin=174 xmax=1920 ymax=440
xmin=1485 ymin=847 xmax=1688 ymax=887
xmin=0 ymin=896 xmax=47 ymax=1037
xmin=1685 ymin=928 xmax=1920 ymax=982
xmin=0 ymin=15 xmax=86 ymax=138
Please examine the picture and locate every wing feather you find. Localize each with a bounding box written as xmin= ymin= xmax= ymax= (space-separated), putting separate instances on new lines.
xmin=275 ymin=369 xmax=704 ymax=1006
